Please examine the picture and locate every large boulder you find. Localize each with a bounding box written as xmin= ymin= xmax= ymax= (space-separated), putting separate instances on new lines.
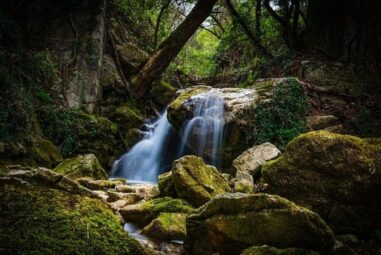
xmin=185 ymin=193 xmax=335 ymax=255
xmin=231 ymin=143 xmax=281 ymax=179
xmin=0 ymin=174 xmax=144 ymax=255
xmin=260 ymin=131 xmax=381 ymax=236
xmin=167 ymin=78 xmax=308 ymax=169
xmin=171 ymin=156 xmax=232 ymax=207
xmin=54 ymin=154 xmax=108 ymax=180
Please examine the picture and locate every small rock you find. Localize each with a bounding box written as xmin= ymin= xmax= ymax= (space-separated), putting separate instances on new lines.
xmin=142 ymin=213 xmax=187 ymax=241
xmin=93 ymin=190 xmax=109 ymax=201
xmin=231 ymin=143 xmax=281 ymax=178
xmin=307 ymin=115 xmax=341 ymax=130
xmin=160 ymin=242 xmax=185 ymax=255
xmin=107 ymin=191 xmax=141 ymax=204
xmin=77 ymin=177 xmax=125 ymax=190
xmin=116 ymin=184 xmax=135 ymax=193
xmin=109 ymin=199 xmax=128 ymax=210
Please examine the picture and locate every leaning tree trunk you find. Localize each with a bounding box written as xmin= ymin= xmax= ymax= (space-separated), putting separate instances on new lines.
xmin=130 ymin=0 xmax=218 ymax=98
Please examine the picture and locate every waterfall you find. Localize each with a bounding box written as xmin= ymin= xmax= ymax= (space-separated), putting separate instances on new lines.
xmin=178 ymin=89 xmax=225 ymax=166
xmin=111 ymin=89 xmax=225 ymax=183
xmin=110 ymin=111 xmax=172 ymax=183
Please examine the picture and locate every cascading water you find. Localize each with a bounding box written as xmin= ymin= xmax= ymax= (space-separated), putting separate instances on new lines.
xmin=110 ymin=111 xmax=172 ymax=183
xmin=178 ymin=89 xmax=225 ymax=166
xmin=111 ymin=89 xmax=225 ymax=183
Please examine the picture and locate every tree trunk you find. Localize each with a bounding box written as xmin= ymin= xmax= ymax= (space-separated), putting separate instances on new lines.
xmin=255 ymin=0 xmax=261 ymax=37
xmin=130 ymin=0 xmax=218 ymax=98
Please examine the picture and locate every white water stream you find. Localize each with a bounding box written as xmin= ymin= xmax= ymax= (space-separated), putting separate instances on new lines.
xmin=110 ymin=89 xmax=225 ymax=183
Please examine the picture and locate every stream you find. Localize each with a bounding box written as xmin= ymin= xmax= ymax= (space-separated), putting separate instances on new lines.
xmin=110 ymin=89 xmax=226 ymax=183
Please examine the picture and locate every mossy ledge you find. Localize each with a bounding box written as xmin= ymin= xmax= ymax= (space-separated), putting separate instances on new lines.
xmin=0 ymin=178 xmax=145 ymax=255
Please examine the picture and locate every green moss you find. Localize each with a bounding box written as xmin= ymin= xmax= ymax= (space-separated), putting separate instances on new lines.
xmin=142 ymin=197 xmax=194 ymax=214
xmin=141 ymin=213 xmax=187 ymax=241
xmin=0 ymin=164 xmax=9 ymax=176
xmin=0 ymin=179 xmax=144 ymax=255
xmin=29 ymin=138 xmax=63 ymax=167
xmin=114 ymin=102 xmax=145 ymax=129
xmin=169 ymin=86 xmax=210 ymax=111
xmin=158 ymin=171 xmax=176 ymax=197
xmin=187 ymin=193 xmax=334 ymax=255
xmin=150 ymin=80 xmax=177 ymax=106
xmin=244 ymin=78 xmax=310 ymax=150
xmin=171 ymin=156 xmax=232 ymax=207
xmin=54 ymin=154 xmax=108 ymax=180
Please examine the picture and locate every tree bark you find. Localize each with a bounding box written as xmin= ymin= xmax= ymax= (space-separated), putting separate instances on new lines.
xmin=130 ymin=0 xmax=218 ymax=98
xmin=255 ymin=0 xmax=261 ymax=37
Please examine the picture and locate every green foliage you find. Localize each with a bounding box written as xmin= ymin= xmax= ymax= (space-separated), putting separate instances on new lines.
xmin=170 ymin=29 xmax=219 ymax=78
xmin=244 ymin=79 xmax=310 ymax=149
xmin=39 ymin=108 xmax=89 ymax=156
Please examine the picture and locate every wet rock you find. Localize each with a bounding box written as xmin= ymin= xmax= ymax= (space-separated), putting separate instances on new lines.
xmin=142 ymin=213 xmax=187 ymax=241
xmin=93 ymin=190 xmax=109 ymax=201
xmin=185 ymin=193 xmax=334 ymax=255
xmin=159 ymin=242 xmax=185 ymax=255
xmin=150 ymin=80 xmax=177 ymax=107
xmin=77 ymin=177 xmax=125 ymax=190
xmin=54 ymin=154 xmax=108 ymax=180
xmin=114 ymin=102 xmax=145 ymax=130
xmin=168 ymin=79 xmax=301 ymax=169
xmin=231 ymin=143 xmax=281 ymax=178
xmin=241 ymin=246 xmax=319 ymax=255
xmin=116 ymin=184 xmax=135 ymax=193
xmin=158 ymin=172 xmax=176 ymax=197
xmin=307 ymin=115 xmax=341 ymax=130
xmin=107 ymin=191 xmax=141 ymax=204
xmin=171 ymin=156 xmax=232 ymax=207
xmin=260 ymin=131 xmax=381 ymax=236
xmin=119 ymin=197 xmax=194 ymax=225
xmin=109 ymin=199 xmax=129 ymax=210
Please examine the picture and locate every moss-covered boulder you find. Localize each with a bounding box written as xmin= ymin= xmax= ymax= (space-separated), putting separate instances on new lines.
xmin=114 ymin=102 xmax=145 ymax=130
xmin=0 ymin=138 xmax=63 ymax=169
xmin=241 ymin=246 xmax=319 ymax=255
xmin=260 ymin=131 xmax=381 ymax=236
xmin=54 ymin=154 xmax=108 ymax=180
xmin=141 ymin=213 xmax=187 ymax=241
xmin=150 ymin=80 xmax=177 ymax=107
xmin=158 ymin=171 xmax=176 ymax=197
xmin=0 ymin=176 xmax=144 ymax=255
xmin=185 ymin=193 xmax=334 ymax=255
xmin=171 ymin=156 xmax=232 ymax=207
xmin=119 ymin=197 xmax=194 ymax=225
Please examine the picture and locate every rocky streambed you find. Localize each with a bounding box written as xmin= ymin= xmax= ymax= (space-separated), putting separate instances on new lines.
xmin=0 ymin=79 xmax=380 ymax=255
